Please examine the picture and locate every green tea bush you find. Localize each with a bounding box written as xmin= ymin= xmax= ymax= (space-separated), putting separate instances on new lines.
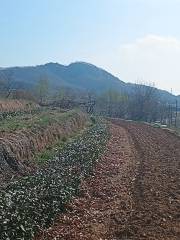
xmin=0 ymin=123 xmax=108 ymax=239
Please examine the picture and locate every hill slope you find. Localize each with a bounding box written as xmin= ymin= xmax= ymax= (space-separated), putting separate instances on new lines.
xmin=0 ymin=62 xmax=178 ymax=102
xmin=0 ymin=62 xmax=126 ymax=92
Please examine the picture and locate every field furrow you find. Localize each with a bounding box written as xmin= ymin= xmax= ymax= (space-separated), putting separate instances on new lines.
xmin=36 ymin=121 xmax=180 ymax=240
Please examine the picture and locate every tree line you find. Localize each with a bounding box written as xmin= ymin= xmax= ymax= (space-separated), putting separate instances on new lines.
xmin=0 ymin=72 xmax=177 ymax=125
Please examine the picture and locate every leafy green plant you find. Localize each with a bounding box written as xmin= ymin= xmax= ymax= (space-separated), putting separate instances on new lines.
xmin=0 ymin=123 xmax=108 ymax=239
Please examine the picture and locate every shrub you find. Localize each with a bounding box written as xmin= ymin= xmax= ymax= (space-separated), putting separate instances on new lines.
xmin=0 ymin=123 xmax=108 ymax=239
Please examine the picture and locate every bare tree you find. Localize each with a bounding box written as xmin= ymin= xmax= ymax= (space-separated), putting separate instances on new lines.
xmin=128 ymin=82 xmax=159 ymax=122
xmin=85 ymin=91 xmax=96 ymax=114
xmin=96 ymin=89 xmax=128 ymax=118
xmin=0 ymin=70 xmax=14 ymax=98
xmin=36 ymin=76 xmax=49 ymax=104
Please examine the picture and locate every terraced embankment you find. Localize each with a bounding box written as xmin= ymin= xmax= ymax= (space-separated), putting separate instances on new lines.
xmin=0 ymin=100 xmax=39 ymax=121
xmin=0 ymin=99 xmax=38 ymax=113
xmin=0 ymin=109 xmax=88 ymax=185
xmin=38 ymin=120 xmax=180 ymax=240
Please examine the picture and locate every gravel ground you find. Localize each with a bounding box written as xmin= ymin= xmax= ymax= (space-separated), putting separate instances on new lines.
xmin=35 ymin=121 xmax=180 ymax=240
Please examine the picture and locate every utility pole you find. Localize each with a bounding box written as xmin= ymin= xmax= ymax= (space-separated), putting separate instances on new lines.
xmin=175 ymin=99 xmax=178 ymax=127
xmin=168 ymin=103 xmax=171 ymax=127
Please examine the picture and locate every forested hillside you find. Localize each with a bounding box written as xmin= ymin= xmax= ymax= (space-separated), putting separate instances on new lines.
xmin=0 ymin=62 xmax=178 ymax=104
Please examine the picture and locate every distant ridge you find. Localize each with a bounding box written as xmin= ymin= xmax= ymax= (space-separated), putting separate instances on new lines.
xmin=0 ymin=62 xmax=179 ymax=103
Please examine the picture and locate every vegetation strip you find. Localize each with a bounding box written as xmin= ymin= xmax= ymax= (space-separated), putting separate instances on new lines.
xmin=36 ymin=121 xmax=180 ymax=240
xmin=0 ymin=100 xmax=39 ymax=120
xmin=0 ymin=110 xmax=87 ymax=178
xmin=0 ymin=109 xmax=78 ymax=131
xmin=36 ymin=126 xmax=88 ymax=165
xmin=0 ymin=123 xmax=108 ymax=240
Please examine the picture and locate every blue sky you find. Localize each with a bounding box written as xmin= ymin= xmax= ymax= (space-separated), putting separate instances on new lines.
xmin=1 ymin=0 xmax=180 ymax=94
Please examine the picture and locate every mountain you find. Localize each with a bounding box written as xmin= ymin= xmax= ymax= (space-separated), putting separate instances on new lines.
xmin=0 ymin=62 xmax=126 ymax=92
xmin=0 ymin=62 xmax=178 ymax=103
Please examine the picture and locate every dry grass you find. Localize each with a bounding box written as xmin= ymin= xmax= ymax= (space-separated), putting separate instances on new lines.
xmin=0 ymin=110 xmax=88 ymax=184
xmin=0 ymin=99 xmax=39 ymax=112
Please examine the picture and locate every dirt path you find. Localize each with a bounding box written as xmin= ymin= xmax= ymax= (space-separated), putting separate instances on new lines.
xmin=36 ymin=121 xmax=180 ymax=240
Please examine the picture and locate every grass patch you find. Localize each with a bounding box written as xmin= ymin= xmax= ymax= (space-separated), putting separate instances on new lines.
xmin=36 ymin=123 xmax=92 ymax=165
xmin=0 ymin=109 xmax=80 ymax=132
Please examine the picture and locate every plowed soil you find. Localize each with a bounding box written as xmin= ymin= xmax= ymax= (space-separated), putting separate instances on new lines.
xmin=36 ymin=120 xmax=180 ymax=240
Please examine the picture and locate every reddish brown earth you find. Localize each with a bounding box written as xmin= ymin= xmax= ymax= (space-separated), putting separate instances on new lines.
xmin=36 ymin=121 xmax=180 ymax=240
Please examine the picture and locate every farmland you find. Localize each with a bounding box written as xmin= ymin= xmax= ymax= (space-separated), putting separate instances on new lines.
xmin=2 ymin=1 xmax=180 ymax=239
xmin=0 ymin=100 xmax=109 ymax=239
xmin=0 ymin=100 xmax=89 ymax=186
xmin=0 ymin=122 xmax=108 ymax=239
xmin=35 ymin=120 xmax=180 ymax=240
xmin=0 ymin=100 xmax=179 ymax=240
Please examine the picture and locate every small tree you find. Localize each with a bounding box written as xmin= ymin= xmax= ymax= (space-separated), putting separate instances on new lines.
xmin=128 ymin=82 xmax=159 ymax=122
xmin=36 ymin=76 xmax=49 ymax=104
xmin=96 ymin=89 xmax=128 ymax=118
xmin=85 ymin=91 xmax=96 ymax=114
xmin=0 ymin=70 xmax=14 ymax=98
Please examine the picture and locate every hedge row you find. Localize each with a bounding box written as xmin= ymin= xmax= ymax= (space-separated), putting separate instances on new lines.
xmin=0 ymin=123 xmax=108 ymax=239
